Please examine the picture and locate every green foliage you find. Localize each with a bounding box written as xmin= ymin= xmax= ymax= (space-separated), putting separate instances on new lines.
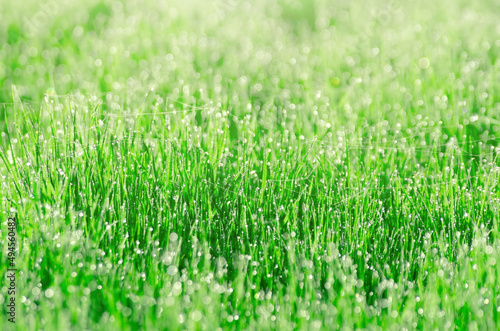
xmin=1 ymin=0 xmax=500 ymax=329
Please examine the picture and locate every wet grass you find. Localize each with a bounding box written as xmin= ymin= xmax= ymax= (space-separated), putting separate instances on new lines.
xmin=1 ymin=0 xmax=500 ymax=329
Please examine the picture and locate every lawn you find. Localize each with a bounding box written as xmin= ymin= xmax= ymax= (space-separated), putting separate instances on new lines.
xmin=1 ymin=0 xmax=500 ymax=329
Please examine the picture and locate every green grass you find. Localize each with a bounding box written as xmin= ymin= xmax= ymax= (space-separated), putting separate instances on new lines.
xmin=1 ymin=0 xmax=500 ymax=329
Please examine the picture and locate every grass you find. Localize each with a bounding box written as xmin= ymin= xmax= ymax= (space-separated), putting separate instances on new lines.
xmin=1 ymin=0 xmax=500 ymax=329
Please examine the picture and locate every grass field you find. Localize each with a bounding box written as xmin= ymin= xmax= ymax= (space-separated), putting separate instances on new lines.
xmin=2 ymin=0 xmax=500 ymax=329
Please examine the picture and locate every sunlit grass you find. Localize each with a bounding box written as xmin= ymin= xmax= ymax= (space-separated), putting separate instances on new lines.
xmin=1 ymin=0 xmax=500 ymax=329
